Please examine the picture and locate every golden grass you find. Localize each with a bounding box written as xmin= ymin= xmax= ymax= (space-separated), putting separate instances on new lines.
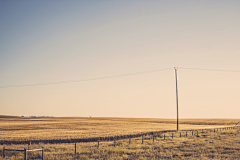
xmin=1 ymin=127 xmax=240 ymax=159
xmin=0 ymin=116 xmax=238 ymax=142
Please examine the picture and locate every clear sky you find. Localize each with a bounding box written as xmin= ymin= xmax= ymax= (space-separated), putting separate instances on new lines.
xmin=0 ymin=0 xmax=240 ymax=118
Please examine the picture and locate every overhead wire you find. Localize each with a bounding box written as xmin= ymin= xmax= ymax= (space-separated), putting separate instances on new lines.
xmin=1 ymin=67 xmax=240 ymax=88
xmin=0 ymin=67 xmax=172 ymax=88
xmin=178 ymin=67 xmax=240 ymax=72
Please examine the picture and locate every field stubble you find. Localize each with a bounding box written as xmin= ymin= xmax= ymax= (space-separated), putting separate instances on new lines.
xmin=1 ymin=127 xmax=240 ymax=159
xmin=0 ymin=117 xmax=238 ymax=142
xmin=0 ymin=117 xmax=240 ymax=159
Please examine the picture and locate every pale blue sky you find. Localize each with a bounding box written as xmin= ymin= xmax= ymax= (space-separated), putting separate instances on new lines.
xmin=1 ymin=0 xmax=240 ymax=118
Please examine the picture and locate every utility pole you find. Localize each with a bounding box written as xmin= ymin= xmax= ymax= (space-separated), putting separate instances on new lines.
xmin=174 ymin=67 xmax=179 ymax=131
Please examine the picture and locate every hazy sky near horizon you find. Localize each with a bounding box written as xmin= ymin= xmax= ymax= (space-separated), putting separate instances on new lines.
xmin=0 ymin=0 xmax=240 ymax=118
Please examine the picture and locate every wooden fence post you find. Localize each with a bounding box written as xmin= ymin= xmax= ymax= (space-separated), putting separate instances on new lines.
xmin=186 ymin=131 xmax=187 ymax=137
xmin=98 ymin=141 xmax=99 ymax=148
xmin=153 ymin=136 xmax=155 ymax=142
xmin=24 ymin=148 xmax=27 ymax=160
xmin=42 ymin=147 xmax=44 ymax=160
xmin=3 ymin=147 xmax=5 ymax=158
xmin=28 ymin=141 xmax=31 ymax=150
xmin=164 ymin=134 xmax=165 ymax=140
xmin=142 ymin=135 xmax=144 ymax=144
xmin=75 ymin=143 xmax=76 ymax=154
xmin=192 ymin=131 xmax=193 ymax=136
xmin=197 ymin=131 xmax=198 ymax=137
xmin=129 ymin=138 xmax=131 ymax=144
xmin=180 ymin=132 xmax=181 ymax=137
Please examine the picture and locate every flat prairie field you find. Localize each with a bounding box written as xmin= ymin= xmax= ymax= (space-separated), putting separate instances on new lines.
xmin=0 ymin=116 xmax=239 ymax=142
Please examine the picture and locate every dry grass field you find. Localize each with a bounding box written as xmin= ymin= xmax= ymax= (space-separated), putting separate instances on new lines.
xmin=0 ymin=116 xmax=237 ymax=143
xmin=1 ymin=126 xmax=240 ymax=159
xmin=1 ymin=116 xmax=240 ymax=159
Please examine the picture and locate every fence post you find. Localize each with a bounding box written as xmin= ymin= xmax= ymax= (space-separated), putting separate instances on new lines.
xmin=24 ymin=148 xmax=27 ymax=160
xmin=186 ymin=131 xmax=187 ymax=137
xmin=197 ymin=131 xmax=198 ymax=137
xmin=98 ymin=141 xmax=99 ymax=149
xmin=42 ymin=147 xmax=44 ymax=160
xmin=114 ymin=140 xmax=116 ymax=147
xmin=129 ymin=138 xmax=131 ymax=144
xmin=153 ymin=136 xmax=155 ymax=142
xmin=180 ymin=132 xmax=181 ymax=137
xmin=3 ymin=147 xmax=5 ymax=158
xmin=142 ymin=135 xmax=144 ymax=144
xmin=172 ymin=133 xmax=173 ymax=139
xmin=164 ymin=134 xmax=165 ymax=140
xmin=28 ymin=141 xmax=31 ymax=150
xmin=192 ymin=131 xmax=193 ymax=136
xmin=75 ymin=143 xmax=76 ymax=154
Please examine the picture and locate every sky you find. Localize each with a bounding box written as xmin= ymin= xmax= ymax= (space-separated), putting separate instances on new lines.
xmin=0 ymin=0 xmax=240 ymax=118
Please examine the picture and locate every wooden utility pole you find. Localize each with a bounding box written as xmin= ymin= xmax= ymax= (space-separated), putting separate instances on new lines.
xmin=174 ymin=67 xmax=179 ymax=131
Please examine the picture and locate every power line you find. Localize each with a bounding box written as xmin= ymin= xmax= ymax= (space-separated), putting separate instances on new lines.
xmin=0 ymin=67 xmax=172 ymax=88
xmin=179 ymin=67 xmax=240 ymax=72
xmin=1 ymin=67 xmax=239 ymax=89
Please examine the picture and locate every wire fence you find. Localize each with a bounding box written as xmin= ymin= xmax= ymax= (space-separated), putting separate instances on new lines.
xmin=1 ymin=125 xmax=240 ymax=159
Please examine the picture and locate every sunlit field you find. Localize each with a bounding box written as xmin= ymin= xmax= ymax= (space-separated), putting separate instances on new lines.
xmin=1 ymin=116 xmax=240 ymax=159
xmin=0 ymin=116 xmax=237 ymax=142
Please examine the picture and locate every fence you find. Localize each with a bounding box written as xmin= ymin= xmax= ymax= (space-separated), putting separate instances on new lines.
xmin=2 ymin=147 xmax=44 ymax=160
xmin=72 ymin=126 xmax=239 ymax=154
xmin=0 ymin=126 xmax=239 ymax=146
xmin=1 ymin=125 xmax=239 ymax=159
